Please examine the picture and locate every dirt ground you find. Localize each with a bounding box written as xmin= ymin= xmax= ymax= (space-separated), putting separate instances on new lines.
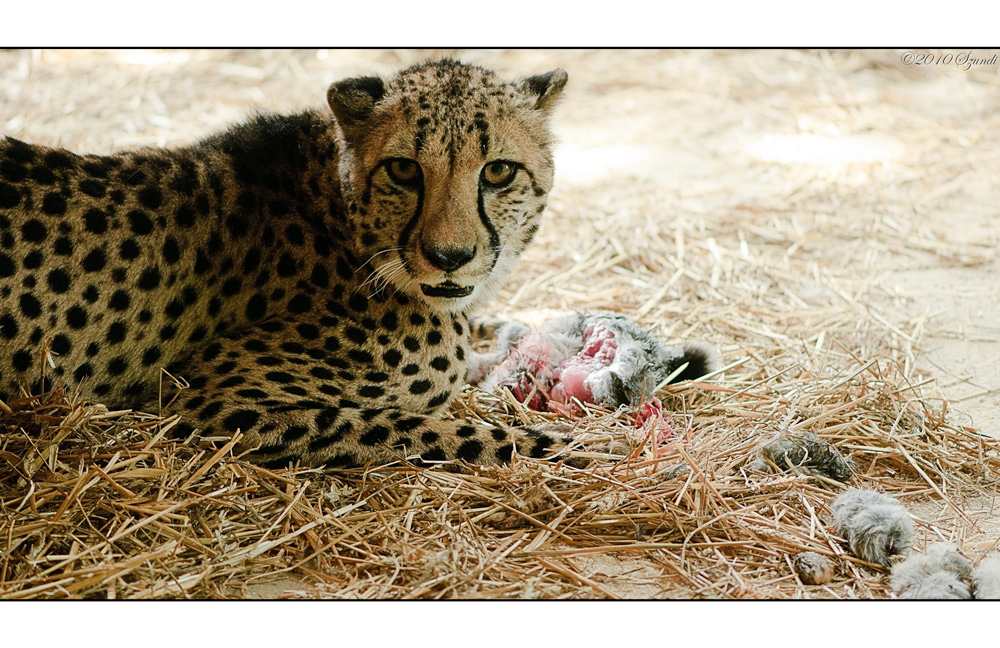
xmin=2 ymin=49 xmax=999 ymax=599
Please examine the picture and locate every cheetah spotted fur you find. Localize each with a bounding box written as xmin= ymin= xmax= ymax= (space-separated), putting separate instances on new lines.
xmin=0 ymin=60 xmax=576 ymax=469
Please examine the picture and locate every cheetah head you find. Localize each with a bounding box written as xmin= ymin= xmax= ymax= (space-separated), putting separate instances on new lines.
xmin=328 ymin=59 xmax=567 ymax=312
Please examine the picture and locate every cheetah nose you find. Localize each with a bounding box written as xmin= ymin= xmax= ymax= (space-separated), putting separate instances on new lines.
xmin=422 ymin=244 xmax=476 ymax=272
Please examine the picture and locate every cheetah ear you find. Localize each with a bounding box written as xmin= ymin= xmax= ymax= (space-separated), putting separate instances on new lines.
xmin=327 ymin=75 xmax=387 ymax=127
xmin=520 ymin=68 xmax=568 ymax=113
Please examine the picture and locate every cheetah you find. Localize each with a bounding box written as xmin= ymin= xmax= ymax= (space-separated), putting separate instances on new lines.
xmin=0 ymin=60 xmax=582 ymax=469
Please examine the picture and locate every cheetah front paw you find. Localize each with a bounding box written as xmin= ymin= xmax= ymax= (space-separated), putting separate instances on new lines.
xmin=519 ymin=422 xmax=632 ymax=467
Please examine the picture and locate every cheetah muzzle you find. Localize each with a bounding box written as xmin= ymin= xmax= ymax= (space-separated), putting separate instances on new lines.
xmin=0 ymin=59 xmax=581 ymax=469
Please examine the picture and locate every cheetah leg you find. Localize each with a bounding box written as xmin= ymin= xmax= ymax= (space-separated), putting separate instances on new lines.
xmin=158 ymin=323 xmax=581 ymax=469
xmin=468 ymin=314 xmax=514 ymax=342
xmin=241 ymin=408 xmax=579 ymax=469
xmin=170 ymin=394 xmax=579 ymax=469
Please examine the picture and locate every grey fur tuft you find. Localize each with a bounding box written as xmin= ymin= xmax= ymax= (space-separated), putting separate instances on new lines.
xmin=896 ymin=571 xmax=972 ymax=600
xmin=890 ymin=543 xmax=972 ymax=599
xmin=793 ymin=551 xmax=834 ymax=585
xmin=660 ymin=340 xmax=719 ymax=384
xmin=971 ymin=556 xmax=1000 ymax=599
xmin=831 ymin=489 xmax=913 ymax=566
xmin=751 ymin=431 xmax=855 ymax=482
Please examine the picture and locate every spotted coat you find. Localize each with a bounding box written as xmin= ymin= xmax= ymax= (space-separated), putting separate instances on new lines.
xmin=0 ymin=60 xmax=574 ymax=468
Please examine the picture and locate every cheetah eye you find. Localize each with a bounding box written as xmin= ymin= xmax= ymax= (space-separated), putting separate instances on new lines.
xmin=481 ymin=161 xmax=517 ymax=187
xmin=386 ymin=159 xmax=422 ymax=186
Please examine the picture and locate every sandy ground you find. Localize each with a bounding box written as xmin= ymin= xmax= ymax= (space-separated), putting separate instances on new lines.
xmin=527 ymin=49 xmax=1000 ymax=441
xmin=537 ymin=49 xmax=1000 ymax=441
xmin=2 ymin=49 xmax=998 ymax=598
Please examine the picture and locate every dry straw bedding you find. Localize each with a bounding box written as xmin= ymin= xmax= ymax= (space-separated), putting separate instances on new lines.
xmin=2 ymin=359 xmax=998 ymax=599
xmin=1 ymin=50 xmax=999 ymax=599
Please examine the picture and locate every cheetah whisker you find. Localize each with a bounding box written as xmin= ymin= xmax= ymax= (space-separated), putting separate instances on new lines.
xmin=359 ymin=248 xmax=407 ymax=297
xmin=364 ymin=257 xmax=411 ymax=299
xmin=364 ymin=247 xmax=404 ymax=266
